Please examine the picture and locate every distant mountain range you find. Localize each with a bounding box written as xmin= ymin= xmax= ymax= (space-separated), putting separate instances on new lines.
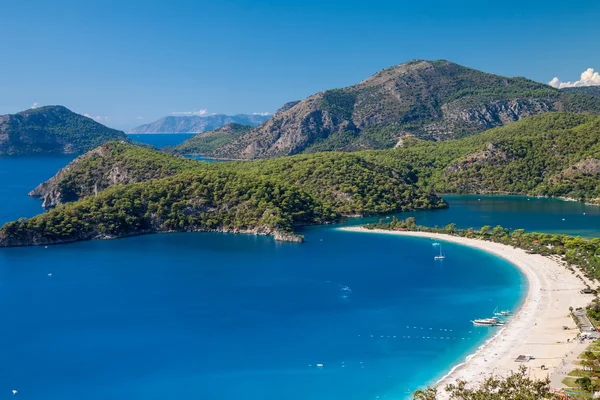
xmin=127 ymin=114 xmax=271 ymax=134
xmin=208 ymin=59 xmax=600 ymax=159
xmin=0 ymin=105 xmax=129 ymax=155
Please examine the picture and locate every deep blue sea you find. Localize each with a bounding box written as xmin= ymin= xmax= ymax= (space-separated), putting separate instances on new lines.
xmin=1 ymin=147 xmax=599 ymax=399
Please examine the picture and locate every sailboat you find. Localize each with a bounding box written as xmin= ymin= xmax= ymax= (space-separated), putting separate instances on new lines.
xmin=493 ymin=306 xmax=511 ymax=317
xmin=434 ymin=245 xmax=445 ymax=260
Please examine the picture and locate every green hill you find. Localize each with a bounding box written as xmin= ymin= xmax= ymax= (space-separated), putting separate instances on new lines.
xmin=7 ymin=111 xmax=600 ymax=247
xmin=7 ymin=142 xmax=445 ymax=246
xmin=362 ymin=112 xmax=600 ymax=203
xmin=0 ymin=105 xmax=129 ymax=155
xmin=167 ymin=123 xmax=253 ymax=156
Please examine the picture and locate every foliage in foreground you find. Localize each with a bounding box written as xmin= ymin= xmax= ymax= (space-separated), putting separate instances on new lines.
xmin=413 ymin=366 xmax=556 ymax=400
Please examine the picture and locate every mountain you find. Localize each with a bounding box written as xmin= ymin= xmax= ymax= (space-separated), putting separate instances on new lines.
xmin=7 ymin=111 xmax=600 ymax=247
xmin=211 ymin=60 xmax=600 ymax=159
xmin=562 ymin=86 xmax=600 ymax=97
xmin=167 ymin=123 xmax=253 ymax=156
xmin=127 ymin=114 xmax=271 ymax=134
xmin=0 ymin=105 xmax=129 ymax=155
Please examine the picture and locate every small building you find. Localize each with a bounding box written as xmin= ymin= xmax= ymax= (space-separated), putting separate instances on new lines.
xmin=515 ymin=354 xmax=533 ymax=362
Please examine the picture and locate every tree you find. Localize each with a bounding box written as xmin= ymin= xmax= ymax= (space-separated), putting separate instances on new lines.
xmin=575 ymin=376 xmax=592 ymax=392
xmin=413 ymin=365 xmax=557 ymax=399
xmin=444 ymin=223 xmax=456 ymax=233
xmin=480 ymin=225 xmax=491 ymax=236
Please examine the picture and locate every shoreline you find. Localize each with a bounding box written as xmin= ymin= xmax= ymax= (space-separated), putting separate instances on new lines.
xmin=339 ymin=227 xmax=593 ymax=395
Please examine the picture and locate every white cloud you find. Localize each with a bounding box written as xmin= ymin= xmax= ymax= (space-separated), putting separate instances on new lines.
xmin=84 ymin=113 xmax=109 ymax=122
xmin=31 ymin=102 xmax=39 ymax=109
xmin=253 ymin=112 xmax=270 ymax=116
xmin=549 ymin=68 xmax=600 ymax=88
xmin=136 ymin=116 xmax=145 ymax=120
xmin=172 ymin=109 xmax=208 ymax=116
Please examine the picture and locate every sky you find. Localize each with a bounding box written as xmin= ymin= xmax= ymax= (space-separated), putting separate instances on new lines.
xmin=0 ymin=0 xmax=599 ymax=130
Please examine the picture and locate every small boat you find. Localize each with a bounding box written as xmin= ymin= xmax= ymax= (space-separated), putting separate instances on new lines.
xmin=434 ymin=245 xmax=445 ymax=260
xmin=12 ymin=390 xmax=17 ymax=396
xmin=432 ymin=242 xmax=440 ymax=247
xmin=472 ymin=317 xmax=500 ymax=326
xmin=493 ymin=306 xmax=511 ymax=317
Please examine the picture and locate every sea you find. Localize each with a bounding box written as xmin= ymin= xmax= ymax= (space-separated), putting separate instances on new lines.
xmin=0 ymin=134 xmax=598 ymax=399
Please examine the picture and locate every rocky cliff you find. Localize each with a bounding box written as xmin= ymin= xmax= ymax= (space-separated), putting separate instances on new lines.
xmin=211 ymin=60 xmax=600 ymax=159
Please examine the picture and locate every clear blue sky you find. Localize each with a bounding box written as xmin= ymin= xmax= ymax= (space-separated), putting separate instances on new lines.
xmin=1 ymin=0 xmax=598 ymax=129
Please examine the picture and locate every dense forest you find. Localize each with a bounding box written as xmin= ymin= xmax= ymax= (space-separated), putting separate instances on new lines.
xmin=1 ymin=169 xmax=332 ymax=246
xmin=361 ymin=112 xmax=600 ymax=203
xmin=4 ymin=143 xmax=447 ymax=246
xmin=6 ymin=111 xmax=600 ymax=246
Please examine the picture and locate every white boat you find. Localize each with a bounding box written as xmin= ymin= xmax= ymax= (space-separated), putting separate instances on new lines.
xmin=434 ymin=245 xmax=445 ymax=260
xmin=472 ymin=317 xmax=504 ymax=326
xmin=432 ymin=242 xmax=440 ymax=247
xmin=493 ymin=306 xmax=511 ymax=317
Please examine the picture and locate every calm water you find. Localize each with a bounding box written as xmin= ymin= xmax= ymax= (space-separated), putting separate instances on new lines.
xmin=0 ymin=155 xmax=599 ymax=399
xmin=128 ymin=133 xmax=195 ymax=148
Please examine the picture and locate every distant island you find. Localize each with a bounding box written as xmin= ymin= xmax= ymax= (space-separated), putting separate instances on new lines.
xmin=206 ymin=59 xmax=600 ymax=159
xmin=127 ymin=113 xmax=270 ymax=134
xmin=0 ymin=105 xmax=129 ymax=155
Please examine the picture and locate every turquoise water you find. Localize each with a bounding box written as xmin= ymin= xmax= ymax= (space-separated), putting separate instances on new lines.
xmin=0 ymin=155 xmax=598 ymax=399
xmin=340 ymin=194 xmax=600 ymax=238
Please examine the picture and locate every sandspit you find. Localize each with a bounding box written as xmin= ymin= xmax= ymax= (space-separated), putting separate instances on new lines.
xmin=339 ymin=227 xmax=594 ymax=395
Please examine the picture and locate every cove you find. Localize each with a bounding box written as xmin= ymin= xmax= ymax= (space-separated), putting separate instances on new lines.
xmin=1 ymin=154 xmax=599 ymax=399
xmin=0 ymin=226 xmax=525 ymax=400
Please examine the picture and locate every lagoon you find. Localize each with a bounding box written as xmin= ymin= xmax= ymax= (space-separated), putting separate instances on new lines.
xmin=0 ymin=154 xmax=598 ymax=399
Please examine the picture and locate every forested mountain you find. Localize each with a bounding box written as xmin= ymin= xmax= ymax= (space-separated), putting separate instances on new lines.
xmin=127 ymin=114 xmax=270 ymax=133
xmin=0 ymin=106 xmax=129 ymax=155
xmin=562 ymin=86 xmax=600 ymax=97
xmin=210 ymin=60 xmax=600 ymax=159
xmin=167 ymin=123 xmax=253 ymax=156
xmin=5 ymin=112 xmax=600 ymax=247
xmin=361 ymin=112 xmax=600 ymax=203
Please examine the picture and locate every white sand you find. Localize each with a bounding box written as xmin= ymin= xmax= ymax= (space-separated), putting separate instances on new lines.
xmin=339 ymin=227 xmax=594 ymax=394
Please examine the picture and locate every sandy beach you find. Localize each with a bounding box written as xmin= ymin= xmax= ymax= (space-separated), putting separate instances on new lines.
xmin=340 ymin=227 xmax=595 ymax=394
